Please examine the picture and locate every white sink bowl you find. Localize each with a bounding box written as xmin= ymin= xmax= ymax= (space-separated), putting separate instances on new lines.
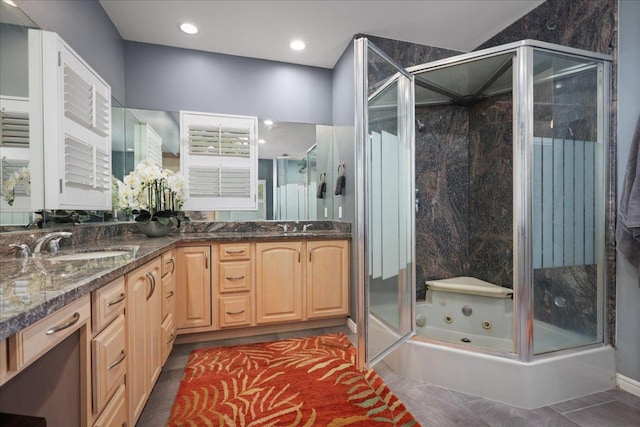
xmin=50 ymin=250 xmax=130 ymax=261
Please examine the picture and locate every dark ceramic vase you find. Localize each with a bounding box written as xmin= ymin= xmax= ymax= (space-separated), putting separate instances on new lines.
xmin=137 ymin=221 xmax=171 ymax=237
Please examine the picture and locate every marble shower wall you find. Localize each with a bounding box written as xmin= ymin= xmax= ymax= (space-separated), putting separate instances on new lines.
xmin=415 ymin=105 xmax=469 ymax=299
xmin=469 ymin=94 xmax=514 ymax=289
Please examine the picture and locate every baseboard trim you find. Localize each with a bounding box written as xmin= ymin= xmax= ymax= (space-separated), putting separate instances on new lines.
xmin=347 ymin=317 xmax=357 ymax=334
xmin=616 ymin=373 xmax=640 ymax=397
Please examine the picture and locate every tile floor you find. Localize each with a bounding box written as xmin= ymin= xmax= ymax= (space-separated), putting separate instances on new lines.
xmin=138 ymin=327 xmax=640 ymax=426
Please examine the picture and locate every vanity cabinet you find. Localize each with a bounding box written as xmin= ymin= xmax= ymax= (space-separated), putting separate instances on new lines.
xmin=161 ymin=250 xmax=177 ymax=364
xmin=216 ymin=243 xmax=254 ymax=328
xmin=176 ymin=245 xmax=212 ymax=331
xmin=1 ymin=295 xmax=92 ymax=426
xmin=126 ymin=257 xmax=161 ymax=426
xmin=255 ymin=241 xmax=304 ymax=324
xmin=90 ymin=276 xmax=126 ymax=424
xmin=305 ymin=240 xmax=350 ymax=319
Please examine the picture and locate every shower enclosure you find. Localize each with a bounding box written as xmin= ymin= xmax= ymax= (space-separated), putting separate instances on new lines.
xmin=356 ymin=38 xmax=615 ymax=408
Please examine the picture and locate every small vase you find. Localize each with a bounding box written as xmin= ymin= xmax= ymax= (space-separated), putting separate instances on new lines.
xmin=137 ymin=221 xmax=172 ymax=237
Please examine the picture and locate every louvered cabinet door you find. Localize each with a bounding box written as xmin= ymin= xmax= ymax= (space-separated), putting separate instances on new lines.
xmin=42 ymin=32 xmax=112 ymax=210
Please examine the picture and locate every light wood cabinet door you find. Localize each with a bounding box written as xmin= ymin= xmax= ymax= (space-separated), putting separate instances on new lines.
xmin=92 ymin=314 xmax=126 ymax=414
xmin=176 ymin=246 xmax=212 ymax=330
xmin=306 ymin=240 xmax=349 ymax=319
xmin=161 ymin=249 xmax=176 ymax=323
xmin=219 ymin=295 xmax=252 ymax=328
xmin=126 ymin=264 xmax=150 ymax=425
xmin=125 ymin=257 xmax=161 ymax=426
xmin=147 ymin=259 xmax=162 ymax=388
xmin=92 ymin=383 xmax=127 ymax=427
xmin=256 ymin=242 xmax=303 ymax=324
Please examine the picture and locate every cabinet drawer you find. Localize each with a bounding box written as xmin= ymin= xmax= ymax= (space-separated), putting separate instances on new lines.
xmin=161 ymin=313 xmax=176 ymax=364
xmin=219 ymin=243 xmax=251 ymax=261
xmin=9 ymin=295 xmax=90 ymax=371
xmin=92 ymin=276 xmax=125 ymax=334
xmin=219 ymin=261 xmax=251 ymax=293
xmin=219 ymin=295 xmax=252 ymax=328
xmin=162 ymin=250 xmax=176 ymax=278
xmin=92 ymin=314 xmax=126 ymax=414
xmin=161 ymin=272 xmax=176 ymax=320
xmin=93 ymin=382 xmax=126 ymax=427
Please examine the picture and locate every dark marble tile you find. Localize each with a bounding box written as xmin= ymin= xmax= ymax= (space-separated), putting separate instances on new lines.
xmin=551 ymin=392 xmax=616 ymax=414
xmin=389 ymin=382 xmax=490 ymax=426
xmin=605 ymin=388 xmax=640 ymax=410
xmin=467 ymin=400 xmax=579 ymax=427
xmin=562 ymin=400 xmax=640 ymax=427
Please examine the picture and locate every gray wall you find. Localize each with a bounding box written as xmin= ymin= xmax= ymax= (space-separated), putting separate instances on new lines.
xmin=331 ymin=41 xmax=357 ymax=320
xmin=15 ymin=0 xmax=126 ymax=103
xmin=616 ymin=0 xmax=640 ymax=383
xmin=125 ymin=41 xmax=332 ymax=126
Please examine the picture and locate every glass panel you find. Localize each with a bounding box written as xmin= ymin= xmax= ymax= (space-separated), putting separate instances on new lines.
xmin=531 ymin=51 xmax=604 ymax=354
xmin=366 ymin=44 xmax=414 ymax=365
xmin=414 ymin=53 xmax=514 ymax=106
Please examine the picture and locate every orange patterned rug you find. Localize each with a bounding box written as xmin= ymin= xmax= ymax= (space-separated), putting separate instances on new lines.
xmin=167 ymin=333 xmax=419 ymax=426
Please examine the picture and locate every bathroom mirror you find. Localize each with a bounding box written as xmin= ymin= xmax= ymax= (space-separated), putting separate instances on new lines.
xmin=116 ymin=108 xmax=337 ymax=221
xmin=0 ymin=7 xmax=40 ymax=228
xmin=0 ymin=2 xmax=336 ymax=230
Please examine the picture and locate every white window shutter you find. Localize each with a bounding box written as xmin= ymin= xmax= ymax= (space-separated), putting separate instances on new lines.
xmin=134 ymin=123 xmax=163 ymax=166
xmin=180 ymin=111 xmax=258 ymax=210
xmin=0 ymin=96 xmax=36 ymax=211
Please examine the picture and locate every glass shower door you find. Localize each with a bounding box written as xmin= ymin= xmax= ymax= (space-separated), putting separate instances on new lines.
xmin=355 ymin=38 xmax=415 ymax=368
xmin=531 ymin=50 xmax=607 ymax=354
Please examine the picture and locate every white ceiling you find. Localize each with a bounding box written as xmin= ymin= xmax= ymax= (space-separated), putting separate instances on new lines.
xmin=99 ymin=0 xmax=544 ymax=69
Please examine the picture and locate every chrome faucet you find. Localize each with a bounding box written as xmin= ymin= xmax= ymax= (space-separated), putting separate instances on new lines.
xmin=302 ymin=223 xmax=313 ymax=232
xmin=9 ymin=243 xmax=31 ymax=258
xmin=32 ymin=231 xmax=72 ymax=256
xmin=277 ymin=224 xmax=288 ymax=232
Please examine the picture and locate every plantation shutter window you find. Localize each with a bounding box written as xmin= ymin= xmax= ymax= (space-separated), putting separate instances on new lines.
xmin=180 ymin=111 xmax=258 ymax=211
xmin=41 ymin=31 xmax=112 ymax=210
xmin=0 ymin=95 xmax=41 ymax=211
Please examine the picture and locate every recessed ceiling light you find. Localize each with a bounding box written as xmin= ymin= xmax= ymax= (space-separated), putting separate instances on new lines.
xmin=179 ymin=23 xmax=198 ymax=35
xmin=259 ymin=139 xmax=266 ymax=144
xmin=3 ymin=0 xmax=17 ymax=7
xmin=263 ymin=119 xmax=273 ymax=126
xmin=290 ymin=40 xmax=305 ymax=51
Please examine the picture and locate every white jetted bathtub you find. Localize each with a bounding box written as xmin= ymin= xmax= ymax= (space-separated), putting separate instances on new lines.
xmin=371 ymin=276 xmax=616 ymax=409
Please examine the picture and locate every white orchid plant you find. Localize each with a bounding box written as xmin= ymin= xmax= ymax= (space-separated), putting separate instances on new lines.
xmin=116 ymin=160 xmax=188 ymax=225
xmin=2 ymin=167 xmax=30 ymax=206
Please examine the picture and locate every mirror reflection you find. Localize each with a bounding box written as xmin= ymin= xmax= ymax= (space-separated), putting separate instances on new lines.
xmin=121 ymin=109 xmax=337 ymax=221
xmin=0 ymin=3 xmax=337 ymax=230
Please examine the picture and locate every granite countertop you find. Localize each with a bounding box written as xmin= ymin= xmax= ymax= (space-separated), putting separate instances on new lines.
xmin=0 ymin=230 xmax=350 ymax=340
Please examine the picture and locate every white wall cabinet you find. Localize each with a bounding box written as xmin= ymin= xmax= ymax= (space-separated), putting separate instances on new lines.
xmin=37 ymin=30 xmax=112 ymax=210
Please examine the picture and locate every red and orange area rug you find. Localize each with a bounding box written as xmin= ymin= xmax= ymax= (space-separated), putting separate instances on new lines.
xmin=168 ymin=333 xmax=419 ymax=426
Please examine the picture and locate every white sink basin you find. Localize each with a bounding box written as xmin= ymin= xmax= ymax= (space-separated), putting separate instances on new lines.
xmin=50 ymin=250 xmax=130 ymax=261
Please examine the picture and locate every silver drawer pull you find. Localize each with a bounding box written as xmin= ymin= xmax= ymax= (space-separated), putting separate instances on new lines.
xmin=107 ymin=350 xmax=126 ymax=370
xmin=167 ymin=333 xmax=176 ymax=345
xmin=226 ymin=276 xmax=245 ymax=280
xmin=107 ymin=293 xmax=125 ymax=306
xmin=166 ymin=291 xmax=174 ymax=298
xmin=226 ymin=310 xmax=245 ymax=315
xmin=46 ymin=312 xmax=80 ymax=335
xmin=225 ymin=249 xmax=245 ymax=254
